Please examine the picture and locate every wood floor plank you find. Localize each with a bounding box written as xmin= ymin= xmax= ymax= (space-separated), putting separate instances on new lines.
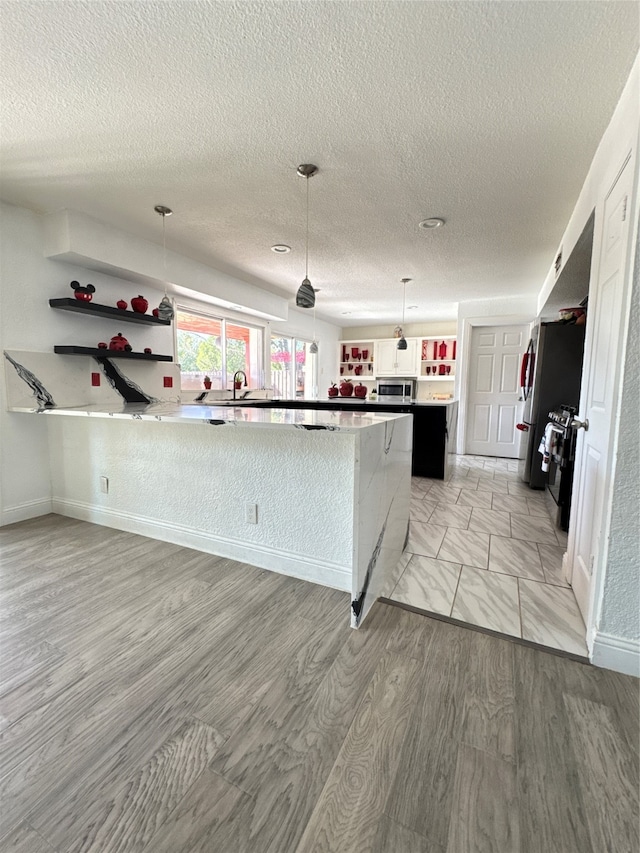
xmin=2 ymin=574 xmax=291 ymax=836
xmin=294 ymin=651 xmax=421 ymax=853
xmin=370 ymin=815 xmax=439 ymax=853
xmin=550 ymin=653 xmax=640 ymax=760
xmin=196 ymin=604 xmax=347 ymax=740
xmin=445 ymin=743 xmax=519 ymax=853
xmin=0 ymin=822 xmax=57 ymax=852
xmin=140 ymin=768 xmax=255 ymax=853
xmin=209 ymin=604 xmax=400 ymax=853
xmin=62 ymin=719 xmax=220 ymax=853
xmin=0 ymin=641 xmax=66 ymax=699
xmin=1 ymin=516 xmax=638 ymax=853
xmin=384 ymin=606 xmax=438 ymax=660
xmin=383 ymin=618 xmax=472 ymax=848
xmin=513 ymin=644 xmax=594 ymax=853
xmin=563 ymin=694 xmax=640 ymax=853
xmin=460 ymin=631 xmax=516 ymax=763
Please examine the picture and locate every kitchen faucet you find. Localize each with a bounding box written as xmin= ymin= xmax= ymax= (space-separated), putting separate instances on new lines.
xmin=232 ymin=370 xmax=248 ymax=400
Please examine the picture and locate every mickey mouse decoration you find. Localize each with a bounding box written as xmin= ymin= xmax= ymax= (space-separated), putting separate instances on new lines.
xmin=70 ymin=280 xmax=96 ymax=302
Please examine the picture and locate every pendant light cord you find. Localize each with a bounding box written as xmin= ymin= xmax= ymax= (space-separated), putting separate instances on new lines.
xmin=162 ymin=213 xmax=167 ymax=297
xmin=305 ymin=175 xmax=310 ymax=280
xmin=402 ymin=278 xmax=406 ymax=327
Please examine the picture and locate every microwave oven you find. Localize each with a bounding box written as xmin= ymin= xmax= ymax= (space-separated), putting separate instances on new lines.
xmin=376 ymin=379 xmax=415 ymax=399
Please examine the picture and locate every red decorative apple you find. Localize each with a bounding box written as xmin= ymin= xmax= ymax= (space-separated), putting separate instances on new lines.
xmin=152 ymin=308 xmax=159 ymax=317
xmin=131 ymin=295 xmax=148 ymax=314
xmin=328 ymin=383 xmax=339 ymax=397
xmin=144 ymin=347 xmax=152 ymax=354
xmin=108 ymin=332 xmax=130 ymax=351
xmin=97 ymin=341 xmax=108 ymax=349
xmin=354 ymin=382 xmax=367 ymax=399
xmin=116 ymin=299 xmax=128 ymax=310
xmin=339 ymin=379 xmax=354 ymax=397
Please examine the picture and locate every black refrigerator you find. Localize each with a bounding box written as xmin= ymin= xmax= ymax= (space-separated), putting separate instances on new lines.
xmin=521 ymin=322 xmax=586 ymax=489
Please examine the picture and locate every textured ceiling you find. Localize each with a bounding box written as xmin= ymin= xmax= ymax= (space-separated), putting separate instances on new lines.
xmin=1 ymin=1 xmax=638 ymax=324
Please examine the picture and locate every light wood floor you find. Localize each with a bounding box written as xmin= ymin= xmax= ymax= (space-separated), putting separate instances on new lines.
xmin=1 ymin=515 xmax=638 ymax=853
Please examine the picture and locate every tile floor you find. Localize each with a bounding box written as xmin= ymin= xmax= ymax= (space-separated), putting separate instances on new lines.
xmin=389 ymin=454 xmax=589 ymax=657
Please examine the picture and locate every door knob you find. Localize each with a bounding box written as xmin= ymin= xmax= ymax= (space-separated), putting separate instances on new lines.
xmin=570 ymin=417 xmax=589 ymax=431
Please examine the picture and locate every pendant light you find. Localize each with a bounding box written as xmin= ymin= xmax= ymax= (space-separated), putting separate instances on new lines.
xmin=397 ymin=278 xmax=410 ymax=350
xmin=154 ymin=204 xmax=175 ymax=321
xmin=295 ymin=164 xmax=318 ymax=308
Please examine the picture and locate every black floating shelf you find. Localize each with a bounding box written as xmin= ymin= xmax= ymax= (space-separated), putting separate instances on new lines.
xmin=54 ymin=346 xmax=172 ymax=362
xmin=49 ymin=298 xmax=171 ymax=326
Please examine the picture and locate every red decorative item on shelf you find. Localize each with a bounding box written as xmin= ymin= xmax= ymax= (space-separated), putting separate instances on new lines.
xmin=97 ymin=342 xmax=107 ymax=349
xmin=116 ymin=299 xmax=128 ymax=310
xmin=339 ymin=379 xmax=354 ymax=396
xmin=328 ymin=383 xmax=339 ymax=397
xmin=203 ymin=376 xmax=212 ymax=389
xmin=70 ymin=281 xmax=95 ymax=301
xmin=355 ymin=364 xmax=363 ymax=375
xmin=152 ymin=308 xmax=159 ymax=317
xmin=439 ymin=341 xmax=448 ymax=359
xmin=131 ymin=295 xmax=148 ymax=314
xmin=342 ymin=346 xmax=347 ymax=362
xmin=433 ymin=341 xmax=438 ymax=360
xmin=108 ymin=332 xmax=131 ymax=351
xmin=361 ymin=349 xmax=369 ymax=360
xmin=354 ymin=382 xmax=367 ymax=398
xmin=144 ymin=347 xmax=152 ymax=354
xmin=452 ymin=341 xmax=456 ymax=360
xmin=351 ymin=347 xmax=360 ymax=360
xmin=439 ymin=364 xmax=446 ymax=375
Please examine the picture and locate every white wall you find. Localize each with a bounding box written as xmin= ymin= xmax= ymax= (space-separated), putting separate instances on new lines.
xmin=340 ymin=321 xmax=457 ymax=340
xmin=532 ymin=54 xmax=640 ymax=673
xmin=0 ymin=202 xmax=344 ymax=524
xmin=601 ymin=238 xmax=640 ymax=641
xmin=0 ymin=203 xmax=166 ymax=523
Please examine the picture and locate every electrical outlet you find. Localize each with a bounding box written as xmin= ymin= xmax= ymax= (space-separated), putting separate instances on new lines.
xmin=245 ymin=502 xmax=258 ymax=524
xmin=100 ymin=476 xmax=109 ymax=494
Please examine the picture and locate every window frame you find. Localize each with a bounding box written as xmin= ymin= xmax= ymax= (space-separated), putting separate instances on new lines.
xmin=174 ymin=304 xmax=266 ymax=393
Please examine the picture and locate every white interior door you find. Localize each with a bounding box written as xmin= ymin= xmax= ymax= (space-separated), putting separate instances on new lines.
xmin=465 ymin=325 xmax=528 ymax=458
xmin=568 ymin=154 xmax=634 ymax=622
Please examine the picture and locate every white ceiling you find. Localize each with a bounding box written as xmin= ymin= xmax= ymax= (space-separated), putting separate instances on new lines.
xmin=1 ymin=1 xmax=638 ymax=325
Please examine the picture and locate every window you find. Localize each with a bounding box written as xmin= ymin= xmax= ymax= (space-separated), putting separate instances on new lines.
xmin=176 ymin=309 xmax=263 ymax=392
xmin=270 ymin=335 xmax=317 ymax=399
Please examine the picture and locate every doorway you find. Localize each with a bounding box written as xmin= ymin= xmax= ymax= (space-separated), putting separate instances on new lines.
xmin=465 ymin=324 xmax=529 ymax=458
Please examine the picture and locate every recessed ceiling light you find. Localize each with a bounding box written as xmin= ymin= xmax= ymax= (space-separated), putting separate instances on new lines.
xmin=341 ymin=311 xmax=352 ymax=315
xmin=419 ymin=218 xmax=445 ymax=229
xmin=271 ymin=244 xmax=291 ymax=253
xmin=407 ymin=305 xmax=418 ymax=309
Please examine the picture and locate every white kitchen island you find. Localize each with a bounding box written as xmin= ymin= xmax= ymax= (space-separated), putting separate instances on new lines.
xmin=30 ymin=402 xmax=413 ymax=627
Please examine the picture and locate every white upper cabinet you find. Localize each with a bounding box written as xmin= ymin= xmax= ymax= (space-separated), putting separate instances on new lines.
xmin=374 ymin=338 xmax=419 ymax=376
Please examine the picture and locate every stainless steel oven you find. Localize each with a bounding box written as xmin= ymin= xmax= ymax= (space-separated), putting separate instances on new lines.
xmin=546 ymin=405 xmax=580 ymax=531
xmin=376 ymin=379 xmax=415 ymax=399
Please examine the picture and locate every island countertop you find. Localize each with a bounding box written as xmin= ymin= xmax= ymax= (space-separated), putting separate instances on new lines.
xmin=24 ymin=400 xmax=411 ymax=433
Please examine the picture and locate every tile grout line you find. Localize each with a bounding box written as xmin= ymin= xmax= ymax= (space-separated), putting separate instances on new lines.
xmin=516 ymin=577 xmax=525 ymax=639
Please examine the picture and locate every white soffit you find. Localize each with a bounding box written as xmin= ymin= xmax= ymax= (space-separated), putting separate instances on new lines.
xmin=43 ymin=210 xmax=289 ymax=322
xmin=2 ymin=1 xmax=639 ymax=324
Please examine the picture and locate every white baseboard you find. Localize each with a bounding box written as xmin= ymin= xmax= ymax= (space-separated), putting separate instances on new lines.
xmin=1 ymin=498 xmax=53 ymax=527
xmin=591 ymin=631 xmax=640 ymax=677
xmin=51 ymin=498 xmax=351 ymax=592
